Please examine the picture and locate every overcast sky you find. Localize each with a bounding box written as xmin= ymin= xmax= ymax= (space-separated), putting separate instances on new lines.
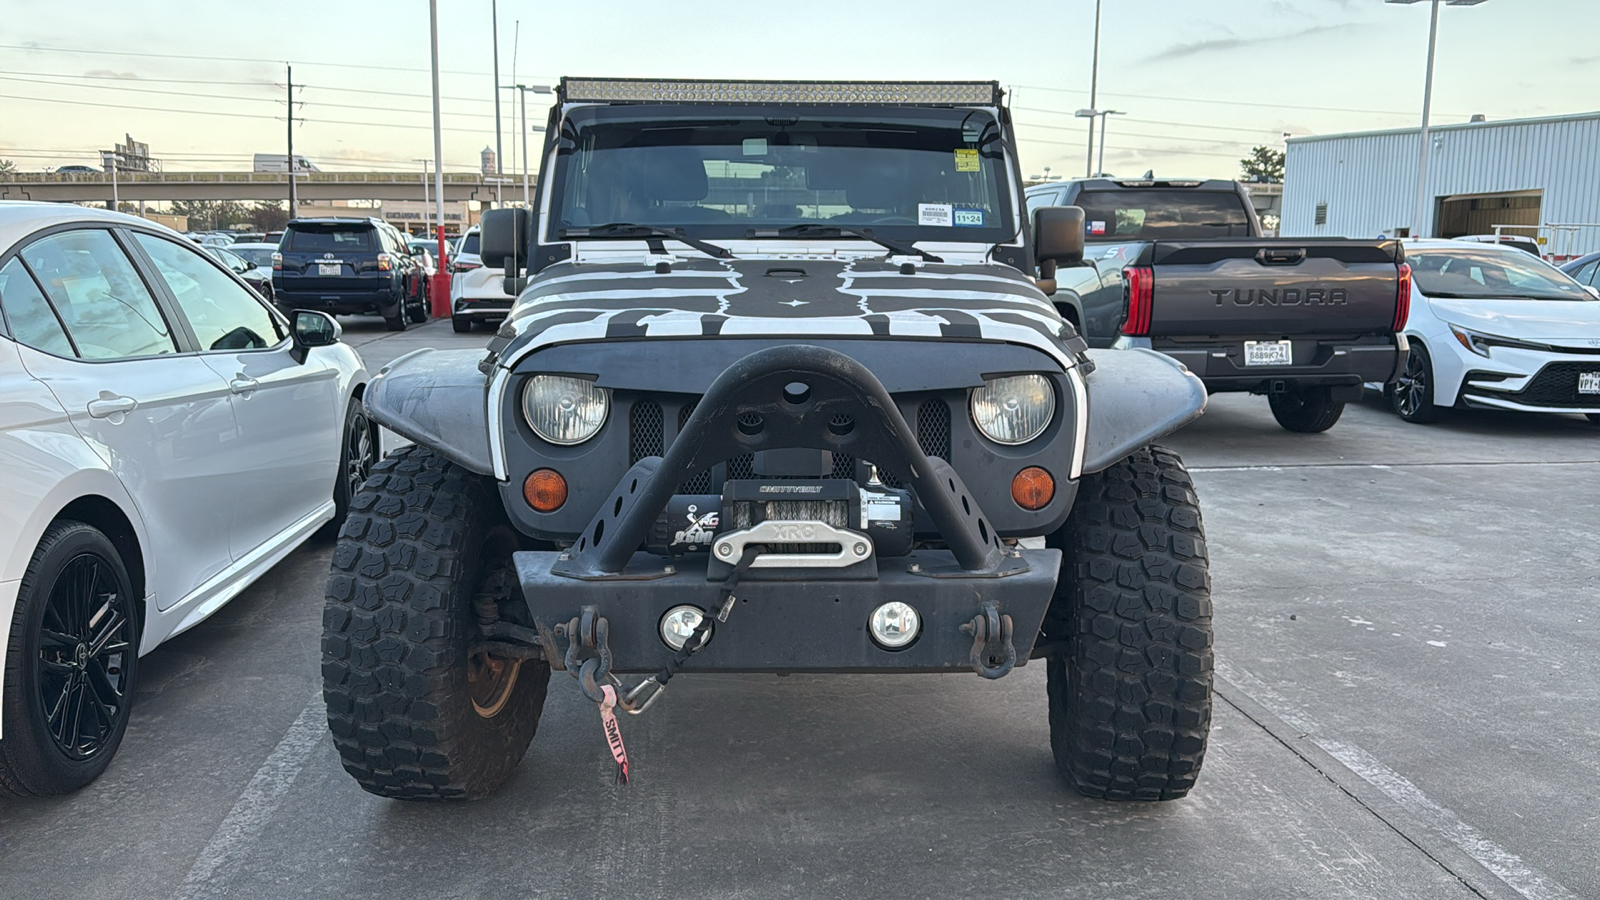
xmin=3 ymin=0 xmax=1597 ymax=181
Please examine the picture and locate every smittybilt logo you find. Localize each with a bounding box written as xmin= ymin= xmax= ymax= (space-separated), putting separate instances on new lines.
xmin=757 ymin=485 xmax=824 ymax=494
xmin=1210 ymin=287 xmax=1349 ymax=307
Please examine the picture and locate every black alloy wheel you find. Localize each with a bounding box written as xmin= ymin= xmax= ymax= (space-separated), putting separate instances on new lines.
xmin=1 ymin=522 xmax=139 ymax=797
xmin=330 ymin=395 xmax=380 ymax=528
xmin=407 ymin=278 xmax=430 ymax=324
xmin=1389 ymin=344 xmax=1442 ymax=424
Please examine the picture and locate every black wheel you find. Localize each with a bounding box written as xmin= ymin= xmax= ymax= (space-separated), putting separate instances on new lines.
xmin=323 ymin=445 xmax=550 ymax=800
xmin=383 ymin=297 xmax=407 ymax=332
xmin=451 ymin=315 xmax=472 ymax=334
xmin=1389 ymin=343 xmax=1442 ymax=423
xmin=1043 ymin=446 xmax=1212 ymax=801
xmin=1586 ymin=413 xmax=1600 ymax=426
xmin=1267 ymin=385 xmax=1345 ymax=433
xmin=407 ymin=280 xmax=429 ymax=324
xmin=1 ymin=522 xmax=139 ymax=797
xmin=330 ymin=394 xmax=379 ymax=529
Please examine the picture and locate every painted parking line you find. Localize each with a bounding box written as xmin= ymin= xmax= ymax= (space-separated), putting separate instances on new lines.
xmin=1215 ymin=659 xmax=1576 ymax=900
xmin=171 ymin=693 xmax=325 ymax=900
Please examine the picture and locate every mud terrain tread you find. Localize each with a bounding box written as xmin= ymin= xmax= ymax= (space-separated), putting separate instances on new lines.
xmin=1047 ymin=445 xmax=1212 ymax=800
xmin=322 ymin=445 xmax=547 ymax=800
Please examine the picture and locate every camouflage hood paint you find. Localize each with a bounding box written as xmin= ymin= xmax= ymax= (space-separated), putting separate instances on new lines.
xmin=482 ymin=257 xmax=1089 ymax=372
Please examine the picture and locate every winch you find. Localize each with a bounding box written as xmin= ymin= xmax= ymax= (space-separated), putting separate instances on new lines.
xmin=646 ymin=478 xmax=915 ymax=562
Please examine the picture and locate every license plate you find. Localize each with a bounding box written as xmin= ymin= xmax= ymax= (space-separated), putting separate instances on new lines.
xmin=318 ymin=263 xmax=342 ymax=276
xmin=1244 ymin=340 xmax=1293 ymax=367
xmin=1579 ymin=371 xmax=1600 ymax=394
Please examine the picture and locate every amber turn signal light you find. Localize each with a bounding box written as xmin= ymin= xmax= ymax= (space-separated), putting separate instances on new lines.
xmin=524 ymin=469 xmax=568 ymax=512
xmin=1011 ymin=466 xmax=1055 ymax=511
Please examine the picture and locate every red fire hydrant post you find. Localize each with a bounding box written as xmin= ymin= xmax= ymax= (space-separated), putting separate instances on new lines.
xmin=430 ymin=231 xmax=453 ymax=319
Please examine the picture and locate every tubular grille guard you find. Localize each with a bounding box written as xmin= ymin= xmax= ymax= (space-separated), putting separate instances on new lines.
xmin=552 ymin=345 xmax=1010 ymax=579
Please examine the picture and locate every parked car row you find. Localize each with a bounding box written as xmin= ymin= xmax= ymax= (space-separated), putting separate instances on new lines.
xmin=0 ymin=201 xmax=373 ymax=796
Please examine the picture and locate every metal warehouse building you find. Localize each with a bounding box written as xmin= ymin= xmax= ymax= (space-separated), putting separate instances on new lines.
xmin=1282 ymin=111 xmax=1600 ymax=259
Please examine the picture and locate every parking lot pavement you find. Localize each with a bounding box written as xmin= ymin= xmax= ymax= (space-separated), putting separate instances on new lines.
xmin=1 ymin=332 xmax=1595 ymax=900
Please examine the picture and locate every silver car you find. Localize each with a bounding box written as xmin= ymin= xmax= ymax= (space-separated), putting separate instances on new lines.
xmin=0 ymin=202 xmax=373 ymax=795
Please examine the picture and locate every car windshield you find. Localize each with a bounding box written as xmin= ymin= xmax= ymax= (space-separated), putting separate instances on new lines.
xmin=287 ymin=225 xmax=375 ymax=253
xmin=231 ymin=247 xmax=275 ymax=268
xmin=1408 ymin=247 xmax=1592 ymax=301
xmin=1074 ymin=189 xmax=1254 ymax=240
xmin=548 ymin=106 xmax=1013 ymax=243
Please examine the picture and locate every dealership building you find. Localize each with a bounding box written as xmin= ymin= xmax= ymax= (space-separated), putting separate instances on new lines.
xmin=1281 ymin=111 xmax=1600 ymax=259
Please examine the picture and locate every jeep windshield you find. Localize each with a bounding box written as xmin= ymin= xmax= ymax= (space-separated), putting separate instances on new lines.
xmin=547 ymin=106 xmax=1014 ymax=247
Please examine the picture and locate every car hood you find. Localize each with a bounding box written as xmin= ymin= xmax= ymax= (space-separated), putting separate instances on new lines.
xmin=485 ymin=257 xmax=1083 ymax=371
xmin=1428 ymin=296 xmax=1600 ymax=346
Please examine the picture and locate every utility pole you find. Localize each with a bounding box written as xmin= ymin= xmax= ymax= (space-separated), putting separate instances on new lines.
xmin=286 ymin=64 xmax=298 ymax=218
xmin=108 ymin=150 xmax=119 ymax=211
xmin=520 ymin=86 xmax=530 ymax=207
xmin=428 ymin=0 xmax=450 ymax=316
xmin=1085 ymin=0 xmax=1103 ymax=178
xmin=492 ymin=0 xmax=504 ymax=207
xmin=1413 ymin=0 xmax=1442 ymax=237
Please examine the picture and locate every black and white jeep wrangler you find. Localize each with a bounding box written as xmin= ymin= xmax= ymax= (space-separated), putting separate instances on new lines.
xmin=323 ymin=78 xmax=1213 ymax=801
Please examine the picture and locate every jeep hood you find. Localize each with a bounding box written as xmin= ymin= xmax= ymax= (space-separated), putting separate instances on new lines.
xmin=483 ymin=257 xmax=1085 ymax=371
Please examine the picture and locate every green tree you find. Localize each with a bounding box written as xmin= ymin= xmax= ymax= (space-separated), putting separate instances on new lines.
xmin=0 ymin=159 xmax=16 ymax=173
xmin=1239 ymin=146 xmax=1285 ymax=182
xmin=250 ymin=200 xmax=289 ymax=232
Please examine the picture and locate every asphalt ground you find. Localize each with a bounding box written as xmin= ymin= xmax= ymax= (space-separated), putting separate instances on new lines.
xmin=2 ymin=317 xmax=1596 ymax=900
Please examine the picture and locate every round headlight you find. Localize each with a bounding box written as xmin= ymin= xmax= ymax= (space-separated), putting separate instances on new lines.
xmin=522 ymin=375 xmax=609 ymax=445
xmin=970 ymin=374 xmax=1054 ymax=445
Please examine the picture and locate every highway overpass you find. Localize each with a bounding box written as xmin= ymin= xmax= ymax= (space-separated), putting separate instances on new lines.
xmin=0 ymin=171 xmax=525 ymax=204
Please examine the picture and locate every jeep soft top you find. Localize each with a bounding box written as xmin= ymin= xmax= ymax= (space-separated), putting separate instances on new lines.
xmin=325 ymin=79 xmax=1215 ymax=803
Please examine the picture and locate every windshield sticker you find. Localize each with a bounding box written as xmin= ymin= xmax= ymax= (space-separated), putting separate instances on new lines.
xmin=954 ymin=148 xmax=980 ymax=172
xmin=742 ymin=137 xmax=768 ymax=156
xmin=1088 ymin=220 xmax=1107 ymax=236
xmin=953 ymin=207 xmax=985 ymax=227
xmin=918 ymin=203 xmax=953 ymax=227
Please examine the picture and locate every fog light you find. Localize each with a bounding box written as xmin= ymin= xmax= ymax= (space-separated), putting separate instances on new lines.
xmin=869 ymin=602 xmax=920 ymax=649
xmin=659 ymin=605 xmax=707 ymax=651
xmin=523 ymin=469 xmax=568 ymax=512
xmin=1010 ymin=466 xmax=1055 ymax=510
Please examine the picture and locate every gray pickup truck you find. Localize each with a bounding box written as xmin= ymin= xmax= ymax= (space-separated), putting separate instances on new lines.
xmin=1025 ymin=179 xmax=1409 ymax=432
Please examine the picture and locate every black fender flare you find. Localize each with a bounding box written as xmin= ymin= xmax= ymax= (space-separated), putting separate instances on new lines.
xmin=362 ymin=348 xmax=497 ymax=476
xmin=1079 ymin=349 xmax=1207 ymax=474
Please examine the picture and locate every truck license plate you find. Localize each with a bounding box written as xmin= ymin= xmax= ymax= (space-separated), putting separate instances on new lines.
xmin=1244 ymin=340 xmax=1293 ymax=367
xmin=1579 ymin=371 xmax=1600 ymax=394
xmin=318 ymin=263 xmax=342 ymax=276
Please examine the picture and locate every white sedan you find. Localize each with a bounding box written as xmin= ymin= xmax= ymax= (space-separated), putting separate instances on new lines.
xmin=1388 ymin=240 xmax=1600 ymax=425
xmin=0 ymin=202 xmax=374 ymax=795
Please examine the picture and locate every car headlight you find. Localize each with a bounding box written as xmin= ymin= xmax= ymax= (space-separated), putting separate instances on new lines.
xmin=522 ymin=375 xmax=609 ymax=445
xmin=1448 ymin=324 xmax=1547 ymax=359
xmin=970 ymin=374 xmax=1054 ymax=445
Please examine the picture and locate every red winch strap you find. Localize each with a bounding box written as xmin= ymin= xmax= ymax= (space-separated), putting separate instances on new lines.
xmin=598 ymin=684 xmax=630 ymax=784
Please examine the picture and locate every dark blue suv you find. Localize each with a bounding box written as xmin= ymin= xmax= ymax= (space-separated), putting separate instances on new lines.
xmin=273 ymin=217 xmax=426 ymax=331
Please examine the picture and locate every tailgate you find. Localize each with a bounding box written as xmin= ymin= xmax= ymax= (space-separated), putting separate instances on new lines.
xmin=1142 ymin=240 xmax=1401 ymax=337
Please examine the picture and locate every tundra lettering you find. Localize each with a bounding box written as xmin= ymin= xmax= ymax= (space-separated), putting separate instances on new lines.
xmin=1211 ymin=288 xmax=1349 ymax=306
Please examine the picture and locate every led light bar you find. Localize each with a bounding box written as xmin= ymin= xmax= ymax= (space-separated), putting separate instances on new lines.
xmin=561 ymin=78 xmax=1001 ymax=106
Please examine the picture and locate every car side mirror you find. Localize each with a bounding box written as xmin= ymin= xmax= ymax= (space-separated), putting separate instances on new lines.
xmin=480 ymin=208 xmax=531 ymax=273
xmin=289 ymin=309 xmax=341 ymax=363
xmin=1033 ymin=206 xmax=1086 ymax=296
xmin=1587 ymin=285 xmax=1600 ymax=300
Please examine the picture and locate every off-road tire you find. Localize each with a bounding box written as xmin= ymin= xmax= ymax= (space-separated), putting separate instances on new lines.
xmin=322 ymin=445 xmax=549 ymax=800
xmin=451 ymin=315 xmax=472 ymax=334
xmin=1389 ymin=343 xmax=1442 ymax=424
xmin=1044 ymin=445 xmax=1212 ymax=800
xmin=1267 ymin=386 xmax=1345 ymax=433
xmin=1 ymin=522 xmax=139 ymax=797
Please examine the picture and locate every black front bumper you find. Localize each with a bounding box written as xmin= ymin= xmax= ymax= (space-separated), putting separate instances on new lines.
xmin=515 ymin=548 xmax=1061 ymax=673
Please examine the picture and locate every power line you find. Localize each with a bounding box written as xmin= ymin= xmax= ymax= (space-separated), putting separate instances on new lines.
xmin=1013 ymin=120 xmax=1258 ymax=148
xmin=0 ymin=43 xmax=556 ymax=81
xmin=0 ymin=92 xmax=498 ymax=134
xmin=1011 ymin=82 xmax=1469 ymax=119
xmin=0 ymin=68 xmax=503 ymax=105
xmin=1012 ymin=106 xmax=1288 ymax=137
xmin=0 ymin=74 xmax=503 ymax=120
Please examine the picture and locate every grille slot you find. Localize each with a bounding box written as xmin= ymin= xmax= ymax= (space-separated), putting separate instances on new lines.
xmin=1510 ymin=362 xmax=1600 ymax=408
xmin=673 ymin=402 xmax=715 ymax=493
xmin=829 ymin=452 xmax=856 ymax=480
xmin=629 ymin=399 xmax=663 ymax=464
xmin=918 ymin=398 xmax=951 ymax=460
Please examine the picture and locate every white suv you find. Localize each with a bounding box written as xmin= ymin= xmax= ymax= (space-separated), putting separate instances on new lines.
xmin=447 ymin=226 xmax=515 ymax=333
xmin=0 ymin=202 xmax=373 ymax=795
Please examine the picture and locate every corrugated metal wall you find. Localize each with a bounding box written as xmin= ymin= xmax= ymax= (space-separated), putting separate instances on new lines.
xmin=1282 ymin=114 xmax=1600 ymax=257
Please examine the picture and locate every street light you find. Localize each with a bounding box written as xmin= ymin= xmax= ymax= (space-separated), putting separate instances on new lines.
xmin=1387 ymin=0 xmax=1491 ymax=237
xmin=1075 ymin=109 xmax=1124 ymax=177
xmin=1084 ymin=0 xmax=1103 ymax=178
xmin=506 ymin=84 xmax=551 ymax=207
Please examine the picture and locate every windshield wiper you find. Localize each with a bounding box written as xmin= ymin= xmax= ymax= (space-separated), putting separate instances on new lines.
xmin=560 ymin=223 xmax=734 ymax=259
xmin=760 ymin=224 xmax=943 ymax=263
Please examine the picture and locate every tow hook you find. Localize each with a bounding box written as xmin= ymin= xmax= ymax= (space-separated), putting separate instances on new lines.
xmin=558 ymin=606 xmax=613 ymax=704
xmin=961 ymin=601 xmax=1016 ymax=680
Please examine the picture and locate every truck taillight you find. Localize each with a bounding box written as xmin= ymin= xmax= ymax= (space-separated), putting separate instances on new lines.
xmin=1120 ymin=266 xmax=1154 ymax=336
xmin=271 ymin=251 xmax=282 ymax=271
xmin=1394 ymin=262 xmax=1412 ymax=331
xmin=452 ymin=261 xmax=481 ymax=274
xmin=377 ymin=252 xmax=393 ymax=272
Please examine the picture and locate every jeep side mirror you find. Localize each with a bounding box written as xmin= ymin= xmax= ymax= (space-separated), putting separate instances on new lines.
xmin=1033 ymin=206 xmax=1086 ymax=296
xmin=480 ymin=207 xmax=531 ymax=274
xmin=289 ymin=309 xmax=341 ymax=363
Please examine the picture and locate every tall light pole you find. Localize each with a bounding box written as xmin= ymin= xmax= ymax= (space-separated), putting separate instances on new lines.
xmin=1387 ymin=0 xmax=1490 ymax=237
xmin=286 ymin=64 xmax=298 ymax=218
xmin=491 ymin=0 xmax=503 ymax=207
xmin=1074 ymin=108 xmax=1122 ymax=177
xmin=428 ymin=0 xmax=450 ymax=316
xmin=412 ymin=158 xmax=432 ymax=234
xmin=1096 ymin=109 xmax=1124 ymax=177
xmin=1085 ymin=0 xmax=1103 ymax=178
